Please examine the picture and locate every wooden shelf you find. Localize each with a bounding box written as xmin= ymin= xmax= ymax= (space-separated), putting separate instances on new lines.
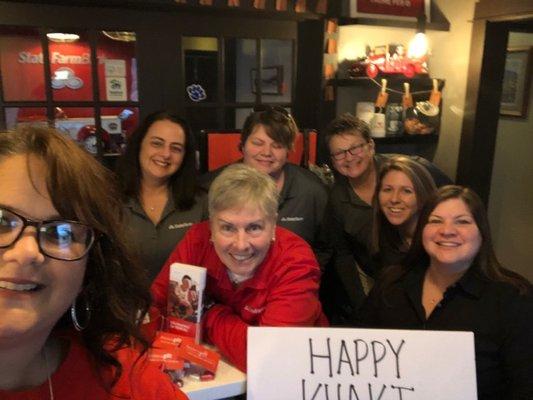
xmin=329 ymin=75 xmax=438 ymax=87
xmin=373 ymin=134 xmax=439 ymax=144
xmin=337 ymin=17 xmax=449 ymax=31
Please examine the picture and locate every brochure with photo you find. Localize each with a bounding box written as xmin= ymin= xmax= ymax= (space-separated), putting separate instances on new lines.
xmin=167 ymin=263 xmax=207 ymax=343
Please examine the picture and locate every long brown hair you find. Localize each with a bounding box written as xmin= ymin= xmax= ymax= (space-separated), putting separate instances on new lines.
xmin=370 ymin=156 xmax=437 ymax=255
xmin=0 ymin=126 xmax=152 ymax=383
xmin=382 ymin=185 xmax=531 ymax=294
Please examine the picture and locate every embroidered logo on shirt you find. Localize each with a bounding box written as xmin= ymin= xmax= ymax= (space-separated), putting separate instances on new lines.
xmin=244 ymin=305 xmax=265 ymax=314
xmin=168 ymin=222 xmax=193 ymax=230
xmin=280 ymin=216 xmax=304 ymax=222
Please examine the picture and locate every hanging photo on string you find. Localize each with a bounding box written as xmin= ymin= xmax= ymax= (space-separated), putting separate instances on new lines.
xmin=404 ymin=101 xmax=440 ymax=135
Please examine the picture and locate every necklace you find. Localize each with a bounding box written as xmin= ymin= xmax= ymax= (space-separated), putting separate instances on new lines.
xmin=43 ymin=346 xmax=55 ymax=400
xmin=142 ymin=186 xmax=169 ymax=214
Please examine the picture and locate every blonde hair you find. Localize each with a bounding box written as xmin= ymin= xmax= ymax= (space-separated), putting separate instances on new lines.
xmin=208 ymin=164 xmax=278 ymax=220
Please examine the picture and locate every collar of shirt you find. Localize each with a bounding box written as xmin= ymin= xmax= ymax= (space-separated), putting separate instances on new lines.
xmin=402 ymin=263 xmax=487 ymax=306
xmin=126 ymin=195 xmax=175 ymax=222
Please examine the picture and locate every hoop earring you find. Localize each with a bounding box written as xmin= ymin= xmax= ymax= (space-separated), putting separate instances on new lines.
xmin=71 ymin=295 xmax=91 ymax=331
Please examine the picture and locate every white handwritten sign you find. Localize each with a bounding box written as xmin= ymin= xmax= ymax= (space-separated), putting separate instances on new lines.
xmin=247 ymin=327 xmax=476 ymax=400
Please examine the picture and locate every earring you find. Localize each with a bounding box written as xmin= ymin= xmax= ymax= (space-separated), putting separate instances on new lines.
xmin=71 ymin=295 xmax=91 ymax=331
xmin=271 ymin=237 xmax=276 ymax=242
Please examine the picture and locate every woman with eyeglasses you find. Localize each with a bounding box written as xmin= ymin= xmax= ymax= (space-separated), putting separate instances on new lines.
xmin=200 ymin=106 xmax=328 ymax=261
xmin=320 ymin=113 xmax=451 ymax=326
xmin=116 ymin=111 xmax=207 ymax=282
xmin=360 ymin=185 xmax=532 ymax=400
xmin=0 ymin=127 xmax=187 ymax=399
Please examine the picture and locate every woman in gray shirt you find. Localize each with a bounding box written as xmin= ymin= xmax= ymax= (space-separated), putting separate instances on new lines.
xmin=116 ymin=111 xmax=207 ymax=281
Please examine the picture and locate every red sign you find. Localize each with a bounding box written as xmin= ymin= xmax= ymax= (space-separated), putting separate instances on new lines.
xmin=355 ymin=0 xmax=426 ymax=18
xmin=0 ymin=34 xmax=135 ymax=103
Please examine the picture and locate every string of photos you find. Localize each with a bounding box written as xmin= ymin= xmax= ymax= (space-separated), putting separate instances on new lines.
xmin=358 ymin=78 xmax=442 ymax=137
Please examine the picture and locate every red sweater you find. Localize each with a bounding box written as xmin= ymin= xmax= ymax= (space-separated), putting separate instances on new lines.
xmin=152 ymin=221 xmax=328 ymax=371
xmin=0 ymin=332 xmax=188 ymax=400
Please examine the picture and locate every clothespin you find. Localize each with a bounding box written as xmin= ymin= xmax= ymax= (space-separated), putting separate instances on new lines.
xmin=375 ymin=78 xmax=389 ymax=110
xmin=402 ymin=82 xmax=413 ymax=108
xmin=429 ymin=78 xmax=441 ymax=106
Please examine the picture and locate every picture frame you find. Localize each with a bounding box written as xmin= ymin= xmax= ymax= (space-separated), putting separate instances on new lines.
xmin=350 ymin=0 xmax=431 ymax=22
xmin=500 ymin=47 xmax=532 ymax=118
xmin=250 ymin=65 xmax=284 ymax=95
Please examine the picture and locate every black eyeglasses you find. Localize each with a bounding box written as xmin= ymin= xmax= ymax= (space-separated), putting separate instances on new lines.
xmin=330 ymin=142 xmax=369 ymax=161
xmin=253 ymin=105 xmax=292 ymax=120
xmin=0 ymin=206 xmax=96 ymax=261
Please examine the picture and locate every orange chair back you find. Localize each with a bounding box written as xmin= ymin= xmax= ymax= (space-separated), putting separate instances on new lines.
xmin=287 ymin=131 xmax=304 ymax=164
xmin=307 ymin=130 xmax=317 ymax=165
xmin=207 ymin=133 xmax=242 ymax=171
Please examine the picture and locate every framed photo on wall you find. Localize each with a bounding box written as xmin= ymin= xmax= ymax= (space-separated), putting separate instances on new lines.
xmin=500 ymin=47 xmax=532 ymax=118
xmin=350 ymin=0 xmax=431 ymax=21
xmin=250 ymin=65 xmax=284 ymax=95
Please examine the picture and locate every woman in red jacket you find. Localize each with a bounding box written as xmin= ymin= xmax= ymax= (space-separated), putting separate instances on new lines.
xmin=152 ymin=164 xmax=328 ymax=371
xmin=0 ymin=126 xmax=187 ymax=399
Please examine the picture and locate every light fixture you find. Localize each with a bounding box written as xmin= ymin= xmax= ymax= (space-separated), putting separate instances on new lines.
xmin=102 ymin=31 xmax=136 ymax=42
xmin=46 ymin=33 xmax=80 ymax=43
xmin=407 ymin=14 xmax=429 ymax=59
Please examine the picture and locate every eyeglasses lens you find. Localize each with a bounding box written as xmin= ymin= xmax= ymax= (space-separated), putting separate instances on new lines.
xmin=40 ymin=222 xmax=93 ymax=260
xmin=0 ymin=209 xmax=22 ymax=245
xmin=331 ymin=143 xmax=366 ymax=161
xmin=0 ymin=208 xmax=94 ymax=261
xmin=348 ymin=144 xmax=364 ymax=157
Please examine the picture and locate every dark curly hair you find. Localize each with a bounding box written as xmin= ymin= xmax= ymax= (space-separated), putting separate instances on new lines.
xmin=324 ymin=113 xmax=372 ymax=148
xmin=116 ymin=110 xmax=199 ymax=210
xmin=0 ymin=126 xmax=153 ymax=385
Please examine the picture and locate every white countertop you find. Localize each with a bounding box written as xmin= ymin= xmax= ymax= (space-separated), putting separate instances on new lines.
xmin=182 ymin=358 xmax=246 ymax=400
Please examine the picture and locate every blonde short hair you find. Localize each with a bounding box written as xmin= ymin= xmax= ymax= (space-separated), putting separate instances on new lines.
xmin=208 ymin=164 xmax=278 ymax=220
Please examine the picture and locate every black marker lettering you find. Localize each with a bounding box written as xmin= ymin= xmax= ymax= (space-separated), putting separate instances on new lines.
xmin=337 ymin=339 xmax=355 ymax=376
xmin=387 ymin=339 xmax=405 ymax=379
xmin=310 ymin=383 xmax=323 ymax=400
xmin=368 ymin=383 xmax=387 ymax=400
xmin=349 ymin=384 xmax=361 ymax=400
xmin=371 ymin=341 xmax=387 ymax=378
xmin=309 ymin=338 xmax=333 ymax=377
xmin=390 ymin=385 xmax=415 ymax=400
xmin=354 ymin=339 xmax=369 ymax=375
